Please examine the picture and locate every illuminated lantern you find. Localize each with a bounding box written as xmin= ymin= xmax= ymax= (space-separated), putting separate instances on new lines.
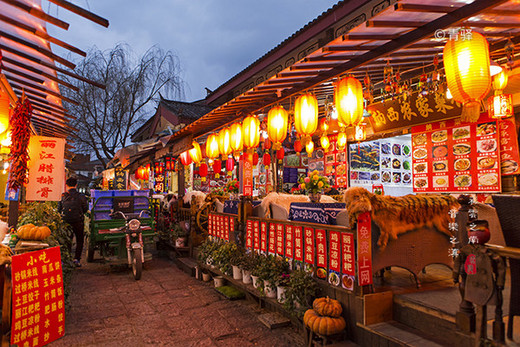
xmin=355 ymin=123 xmax=367 ymax=142
xmin=0 ymin=130 xmax=11 ymax=147
xmin=320 ymin=134 xmax=330 ymax=151
xmin=337 ymin=131 xmax=347 ymax=150
xmin=180 ymin=150 xmax=192 ymax=166
xmin=253 ymin=152 xmax=259 ymax=166
xmin=335 ymin=76 xmax=363 ymax=128
xmin=213 ymin=160 xmax=222 ymax=178
xmin=488 ymin=94 xmax=513 ymax=119
xmin=267 ymin=105 xmax=288 ymax=150
xmin=443 ymin=31 xmax=491 ymax=122
xmin=218 ymin=127 xmax=232 ymax=157
xmin=199 ymin=163 xmax=208 ymax=182
xmin=144 ymin=164 xmax=150 ymax=181
xmin=135 ymin=167 xmax=143 ymax=180
xmin=294 ymin=139 xmax=302 ymax=154
xmin=492 ymin=69 xmax=508 ymax=95
xmin=226 ymin=157 xmax=235 ymax=175
xmin=242 ymin=115 xmax=260 ymax=149
xmin=276 ymin=148 xmax=285 ymax=162
xmin=229 ymin=122 xmax=243 ymax=156
xmin=206 ymin=133 xmax=220 ymax=163
xmin=263 ymin=152 xmax=271 ymax=169
xmin=264 ymin=137 xmax=271 ymax=150
xmin=294 ymin=93 xmax=318 ymax=146
xmin=306 ymin=141 xmax=314 ymax=156
xmin=0 ymin=91 xmax=10 ymax=135
xmin=189 ymin=142 xmax=202 ymax=164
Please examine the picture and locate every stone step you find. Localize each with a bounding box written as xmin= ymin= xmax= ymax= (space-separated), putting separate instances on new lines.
xmin=174 ymin=256 xmax=197 ymax=277
xmin=357 ymin=321 xmax=449 ymax=347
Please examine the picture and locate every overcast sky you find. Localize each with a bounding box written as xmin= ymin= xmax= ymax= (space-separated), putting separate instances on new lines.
xmin=46 ymin=1 xmax=336 ymax=102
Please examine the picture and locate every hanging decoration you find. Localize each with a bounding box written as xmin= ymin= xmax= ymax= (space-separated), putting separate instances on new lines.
xmin=189 ymin=142 xmax=203 ymax=164
xmin=492 ymin=70 xmax=508 ymax=94
xmin=263 ymin=152 xmax=271 ymax=169
xmin=294 ymin=139 xmax=302 ymax=155
xmin=267 ymin=105 xmax=288 ymax=150
xmin=144 ymin=164 xmax=150 ymax=180
xmin=199 ymin=162 xmax=208 ymax=182
xmin=363 ymin=71 xmax=374 ymax=104
xmin=8 ymin=94 xmax=32 ymax=192
xmin=154 ymin=161 xmax=165 ymax=175
xmin=206 ymin=133 xmax=220 ymax=164
xmin=229 ymin=122 xmax=243 ymax=157
xmin=488 ymin=94 xmax=513 ymax=119
xmin=276 ymin=148 xmax=285 ymax=163
xmin=218 ymin=127 xmax=232 ymax=158
xmin=336 ymin=131 xmax=347 ymax=151
xmin=213 ymin=159 xmax=222 ymax=178
xmin=226 ymin=157 xmax=235 ymax=175
xmin=335 ymin=76 xmax=364 ymax=128
xmin=294 ymin=93 xmax=318 ymax=146
xmin=505 ymin=37 xmax=515 ymax=68
xmin=180 ymin=150 xmax=192 ymax=166
xmin=306 ymin=141 xmax=314 ymax=156
xmin=0 ymin=89 xmax=10 ymax=135
xmin=263 ymin=137 xmax=271 ymax=150
xmin=354 ymin=123 xmax=367 ymax=142
xmin=252 ymin=152 xmax=259 ymax=167
xmin=135 ymin=167 xmax=144 ymax=180
xmin=242 ymin=115 xmax=260 ymax=150
xmin=320 ymin=134 xmax=330 ymax=151
xmin=443 ymin=31 xmax=491 ymax=122
xmin=165 ymin=156 xmax=172 ymax=171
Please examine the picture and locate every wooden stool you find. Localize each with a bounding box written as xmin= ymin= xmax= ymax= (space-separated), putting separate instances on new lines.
xmin=304 ymin=324 xmax=346 ymax=346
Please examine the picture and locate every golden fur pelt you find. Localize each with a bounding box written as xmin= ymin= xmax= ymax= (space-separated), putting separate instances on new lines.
xmin=344 ymin=187 xmax=459 ymax=249
xmin=260 ymin=192 xmax=337 ymax=218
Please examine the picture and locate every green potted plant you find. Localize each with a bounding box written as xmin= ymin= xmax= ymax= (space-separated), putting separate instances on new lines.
xmin=171 ymin=224 xmax=187 ymax=247
xmin=250 ymin=252 xmax=263 ymax=288
xmin=282 ymin=269 xmax=319 ymax=317
xmin=276 ymin=273 xmax=291 ymax=304
xmin=298 ymin=170 xmax=330 ymax=203
xmin=240 ymin=252 xmax=254 ymax=284
xmin=228 ymin=243 xmax=244 ymax=280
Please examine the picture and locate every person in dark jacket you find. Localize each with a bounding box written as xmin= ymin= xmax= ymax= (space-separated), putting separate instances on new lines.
xmin=58 ymin=177 xmax=88 ymax=267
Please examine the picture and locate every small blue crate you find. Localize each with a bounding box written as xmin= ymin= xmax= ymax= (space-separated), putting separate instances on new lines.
xmin=132 ymin=190 xmax=149 ymax=197
xmin=91 ymin=190 xmax=113 ymax=198
xmin=94 ymin=211 xmax=111 ymax=220
xmin=113 ymin=190 xmax=132 ymax=197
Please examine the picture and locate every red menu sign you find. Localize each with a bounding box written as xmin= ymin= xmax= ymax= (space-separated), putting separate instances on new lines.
xmin=11 ymin=247 xmax=65 ymax=347
xmin=260 ymin=222 xmax=268 ymax=252
xmin=268 ymin=223 xmax=276 ymax=254
xmin=229 ymin=218 xmax=235 ymax=241
xmin=276 ymin=224 xmax=284 ymax=256
xmin=412 ymin=114 xmax=501 ymax=193
xmin=285 ymin=226 xmax=294 ymax=259
xmin=245 ymin=220 xmax=253 ymax=249
xmin=357 ymin=212 xmax=373 ymax=286
xmin=498 ymin=117 xmax=520 ymax=175
xmin=304 ymin=227 xmax=315 ymax=264
xmin=316 ymin=229 xmax=327 ymax=268
xmin=224 ymin=216 xmax=229 ymax=241
xmin=242 ymin=154 xmax=253 ymax=196
xmin=329 ymin=231 xmax=341 ymax=272
xmin=253 ymin=221 xmax=260 ymax=250
xmin=294 ymin=226 xmax=303 ymax=261
xmin=341 ymin=232 xmax=355 ymax=276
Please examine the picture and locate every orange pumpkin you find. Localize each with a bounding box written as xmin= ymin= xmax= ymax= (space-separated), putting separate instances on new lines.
xmin=303 ymin=309 xmax=346 ymax=336
xmin=313 ymin=297 xmax=343 ymax=317
xmin=17 ymin=224 xmax=51 ymax=240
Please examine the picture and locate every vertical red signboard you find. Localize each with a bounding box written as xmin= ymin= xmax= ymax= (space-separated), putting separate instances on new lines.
xmin=285 ymin=225 xmax=294 ymax=259
xmin=242 ymin=154 xmax=253 ymax=196
xmin=224 ymin=216 xmax=229 ymax=241
xmin=329 ymin=231 xmax=341 ymax=272
xmin=245 ymin=220 xmax=253 ymax=249
xmin=229 ymin=217 xmax=235 ymax=241
xmin=341 ymin=232 xmax=355 ymax=276
xmin=253 ymin=221 xmax=260 ymax=250
xmin=498 ymin=118 xmax=520 ymax=175
xmin=357 ymin=212 xmax=373 ymax=286
xmin=276 ymin=224 xmax=284 ymax=256
xmin=304 ymin=227 xmax=315 ymax=264
xmin=208 ymin=214 xmax=213 ymax=236
xmin=315 ymin=229 xmax=327 ymax=269
xmin=294 ymin=226 xmax=303 ymax=261
xmin=260 ymin=222 xmax=268 ymax=252
xmin=11 ymin=247 xmax=65 ymax=347
xmin=268 ymin=223 xmax=276 ymax=254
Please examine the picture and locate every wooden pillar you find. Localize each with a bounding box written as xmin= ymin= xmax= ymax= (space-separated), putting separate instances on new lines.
xmin=7 ymin=201 xmax=18 ymax=229
xmin=178 ymin=166 xmax=185 ymax=199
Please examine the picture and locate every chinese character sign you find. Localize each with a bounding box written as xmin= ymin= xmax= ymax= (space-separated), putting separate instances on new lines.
xmin=276 ymin=224 xmax=284 ymax=256
xmin=114 ymin=167 xmax=127 ymax=190
xmin=357 ymin=212 xmax=373 ymax=286
xmin=304 ymin=227 xmax=315 ymax=265
xmin=294 ymin=227 xmax=303 ymax=261
xmin=329 ymin=231 xmax=341 ymax=273
xmin=341 ymin=232 xmax=355 ymax=276
xmin=26 ymin=136 xmax=65 ymax=201
xmin=315 ymin=229 xmax=327 ymax=268
xmin=253 ymin=221 xmax=260 ymax=250
xmin=246 ymin=220 xmax=253 ymax=249
xmin=498 ymin=117 xmax=520 ymax=175
xmin=11 ymin=247 xmax=65 ymax=347
xmin=260 ymin=222 xmax=268 ymax=252
xmin=241 ymin=155 xmax=253 ymax=196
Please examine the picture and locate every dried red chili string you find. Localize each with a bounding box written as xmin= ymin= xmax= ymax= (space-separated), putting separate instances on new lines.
xmin=8 ymin=94 xmax=32 ymax=191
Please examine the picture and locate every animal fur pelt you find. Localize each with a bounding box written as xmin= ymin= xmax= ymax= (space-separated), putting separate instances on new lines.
xmin=183 ymin=191 xmax=207 ymax=209
xmin=344 ymin=187 xmax=459 ymax=249
xmin=260 ymin=192 xmax=339 ymax=218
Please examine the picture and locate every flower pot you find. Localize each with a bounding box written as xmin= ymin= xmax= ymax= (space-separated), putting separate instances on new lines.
xmin=175 ymin=237 xmax=186 ymax=248
xmin=232 ymin=265 xmax=242 ymax=280
xmin=251 ymin=275 xmax=260 ymax=288
xmin=264 ymin=281 xmax=277 ymax=298
xmin=242 ymin=269 xmax=252 ymax=284
xmin=214 ymin=276 xmax=225 ymax=288
xmin=309 ymin=192 xmax=322 ymax=203
xmin=202 ymin=272 xmax=211 ymax=282
xmin=195 ymin=265 xmax=200 ymax=280
xmin=277 ymin=286 xmax=287 ymax=303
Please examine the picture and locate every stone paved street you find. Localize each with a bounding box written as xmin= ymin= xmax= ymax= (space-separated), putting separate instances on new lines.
xmin=49 ymin=257 xmax=304 ymax=347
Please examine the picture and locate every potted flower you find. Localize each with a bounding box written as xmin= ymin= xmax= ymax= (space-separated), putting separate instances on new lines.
xmin=225 ymin=179 xmax=239 ymax=199
xmin=250 ymin=252 xmax=263 ymax=288
xmin=171 ymin=224 xmax=187 ymax=247
xmin=257 ymin=255 xmax=289 ymax=299
xmin=276 ymin=273 xmax=291 ymax=303
xmin=240 ymin=253 xmax=254 ymax=284
xmin=228 ymin=244 xmax=244 ymax=280
xmin=298 ymin=170 xmax=330 ymax=203
xmin=282 ymin=269 xmax=319 ymax=317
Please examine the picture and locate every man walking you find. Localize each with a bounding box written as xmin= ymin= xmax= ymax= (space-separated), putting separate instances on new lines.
xmin=58 ymin=177 xmax=88 ymax=267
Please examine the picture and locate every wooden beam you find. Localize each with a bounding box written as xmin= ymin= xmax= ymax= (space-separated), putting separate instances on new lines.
xmin=46 ymin=0 xmax=109 ymax=27
xmin=0 ymin=0 xmax=69 ymax=29
xmin=395 ymin=3 xmax=520 ymax=16
xmin=10 ymin=80 xmax=79 ymax=106
xmin=14 ymin=90 xmax=69 ymax=114
xmin=368 ymin=20 xmax=520 ymax=29
xmin=2 ymin=69 xmax=44 ymax=85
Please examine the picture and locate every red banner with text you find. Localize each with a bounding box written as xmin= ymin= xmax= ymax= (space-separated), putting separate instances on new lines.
xmin=357 ymin=212 xmax=373 ymax=286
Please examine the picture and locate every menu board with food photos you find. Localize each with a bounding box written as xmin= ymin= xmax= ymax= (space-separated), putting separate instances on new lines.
xmin=411 ymin=114 xmax=501 ymax=193
xmin=308 ymin=135 xmax=349 ymax=188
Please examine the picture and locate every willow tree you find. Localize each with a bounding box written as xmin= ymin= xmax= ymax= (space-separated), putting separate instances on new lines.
xmin=61 ymin=44 xmax=184 ymax=168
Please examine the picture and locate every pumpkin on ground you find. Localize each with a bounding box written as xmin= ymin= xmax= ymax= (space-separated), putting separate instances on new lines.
xmin=313 ymin=296 xmax=343 ymax=317
xmin=16 ymin=224 xmax=51 ymax=240
xmin=304 ymin=309 xmax=346 ymax=336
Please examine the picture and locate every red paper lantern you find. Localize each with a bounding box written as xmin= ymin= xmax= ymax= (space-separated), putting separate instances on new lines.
xmin=294 ymin=140 xmax=302 ymax=154
xmin=135 ymin=167 xmax=142 ymax=180
xmin=144 ymin=164 xmax=150 ymax=181
xmin=264 ymin=137 xmax=271 ymax=150
xmin=213 ymin=160 xmax=222 ymax=178
xmin=180 ymin=151 xmax=192 ymax=166
xmin=253 ymin=152 xmax=259 ymax=166
xmin=263 ymin=152 xmax=271 ymax=168
xmin=276 ymin=148 xmax=285 ymax=161
xmin=226 ymin=157 xmax=235 ymax=175
xmin=199 ymin=163 xmax=208 ymax=182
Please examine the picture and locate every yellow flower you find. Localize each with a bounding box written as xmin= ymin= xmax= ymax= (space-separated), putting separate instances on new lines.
xmin=318 ymin=181 xmax=324 ymax=188
xmin=301 ymin=183 xmax=306 ymax=189
xmin=313 ymin=170 xmax=319 ymax=176
xmin=313 ymin=175 xmax=319 ymax=181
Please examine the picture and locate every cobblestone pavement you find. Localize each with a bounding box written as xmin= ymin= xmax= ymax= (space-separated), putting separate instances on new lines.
xmin=50 ymin=257 xmax=305 ymax=347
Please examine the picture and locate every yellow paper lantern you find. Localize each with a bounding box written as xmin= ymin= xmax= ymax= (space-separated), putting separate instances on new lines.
xmin=488 ymin=94 xmax=513 ymax=119
xmin=229 ymin=122 xmax=243 ymax=154
xmin=0 ymin=130 xmax=11 ymax=147
xmin=335 ymin=76 xmax=364 ymax=128
xmin=189 ymin=141 xmax=202 ymax=164
xmin=267 ymin=106 xmax=288 ymax=150
xmin=306 ymin=141 xmax=314 ymax=156
xmin=354 ymin=123 xmax=367 ymax=142
xmin=206 ymin=133 xmax=220 ymax=162
xmin=336 ymin=131 xmax=347 ymax=150
xmin=0 ymin=91 xmax=10 ymax=135
xmin=492 ymin=70 xmax=508 ymax=95
xmin=294 ymin=93 xmax=318 ymax=146
xmin=242 ymin=115 xmax=260 ymax=149
xmin=443 ymin=31 xmax=491 ymax=122
xmin=320 ymin=134 xmax=330 ymax=151
xmin=218 ymin=127 xmax=232 ymax=157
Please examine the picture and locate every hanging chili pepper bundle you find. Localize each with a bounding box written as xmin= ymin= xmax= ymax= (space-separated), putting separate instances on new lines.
xmin=8 ymin=94 xmax=32 ymax=191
